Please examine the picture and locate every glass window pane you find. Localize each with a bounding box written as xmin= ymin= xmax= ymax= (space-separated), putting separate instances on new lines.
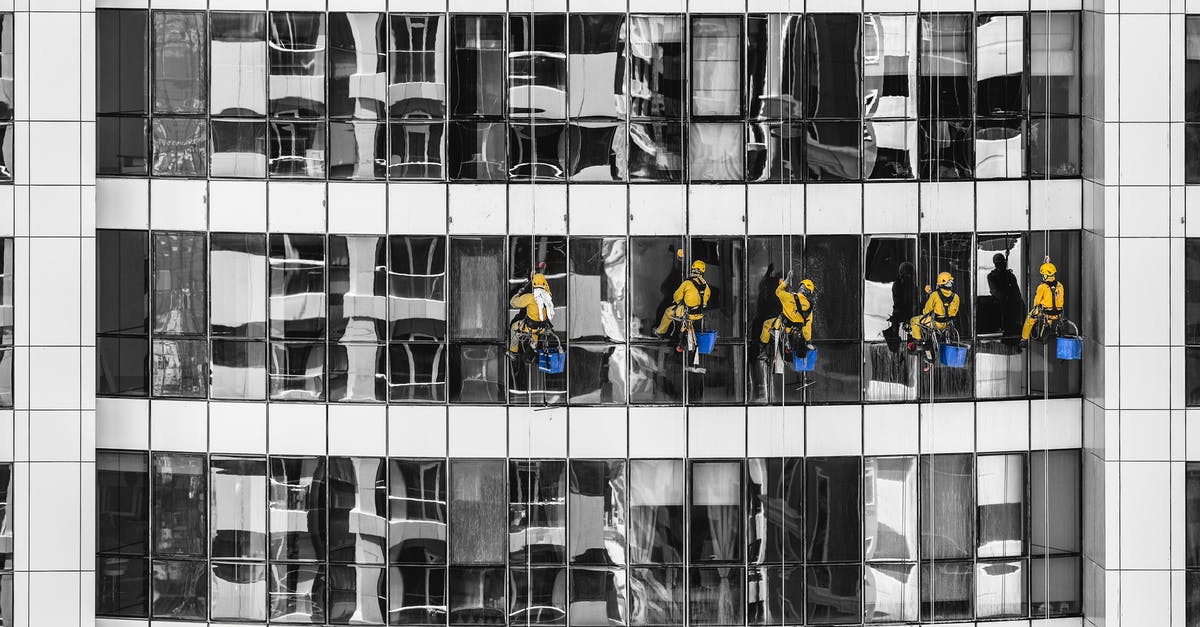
xmin=570 ymin=567 xmax=626 ymax=626
xmin=509 ymin=14 xmax=568 ymax=120
xmin=211 ymin=118 xmax=268 ymax=178
xmin=864 ymin=14 xmax=916 ymax=120
xmin=152 ymin=452 xmax=206 ymax=557
xmin=746 ymin=564 xmax=803 ymax=625
xmin=332 ymin=345 xmax=386 ymax=403
xmin=1030 ymin=116 xmax=1080 ymax=177
xmin=210 ymin=12 xmax=267 ymax=117
xmin=746 ymin=458 xmax=803 ymax=565
xmin=269 ymin=12 xmax=326 ymax=118
xmin=628 ymin=566 xmax=685 ymax=625
xmin=920 ymin=560 xmax=972 ymax=621
xmin=329 ymin=235 xmax=386 ymax=344
xmin=450 ymin=237 xmax=505 ymax=340
xmin=211 ymin=339 xmax=267 ymax=400
xmin=1190 ymin=463 xmax=1200 ymax=568
xmin=629 ymin=121 xmax=684 ymax=182
xmin=97 ymin=556 xmax=148 ymax=617
xmin=270 ymin=341 xmax=325 ymax=400
xmin=269 ymin=457 xmax=327 ymax=561
xmin=569 ymin=460 xmax=626 ymax=566
xmin=976 ymin=15 xmax=1025 ymax=116
xmin=691 ymin=16 xmax=741 ymax=117
xmin=1032 ymin=449 xmax=1080 ymax=556
xmin=686 ymin=343 xmax=745 ymax=405
xmin=450 ymin=15 xmax=505 ymax=118
xmin=0 ymin=464 xmax=11 ymax=564
xmin=627 ymin=15 xmax=685 ymax=119
xmin=746 ymin=14 xmax=802 ymax=121
xmin=689 ymin=122 xmax=744 ymax=181
xmin=920 ymin=119 xmax=974 ymax=179
xmin=329 ymin=120 xmax=386 ymax=180
xmin=864 ymin=562 xmax=917 ymax=623
xmin=804 ymin=14 xmax=861 ymax=119
xmin=448 ymin=343 xmax=505 ymax=403
xmin=1188 ymin=239 xmax=1200 ymax=347
xmin=152 ymin=337 xmax=206 ymax=396
xmin=864 ymin=120 xmax=917 ymax=180
xmin=629 ymin=237 xmax=684 ymax=341
xmin=1031 ymin=555 xmax=1080 ymax=617
xmin=508 ymin=567 xmax=568 ymax=625
xmin=919 ymin=13 xmax=973 ymax=118
xmin=977 ymin=453 xmax=1025 ymax=558
xmin=568 ymin=344 xmax=627 ymax=405
xmin=211 ymin=561 xmax=267 ymax=621
xmin=628 ymin=344 xmax=683 ymax=405
xmin=151 ymin=559 xmax=207 ymax=619
xmin=152 ymin=232 xmax=206 ymax=335
xmin=329 ymin=12 xmax=386 ymax=119
xmin=568 ymin=15 xmax=626 ymax=119
xmin=976 ymin=559 xmax=1026 ymax=618
xmin=976 ymin=234 xmax=1027 ymax=399
xmin=510 ymin=460 xmax=568 ymax=565
xmin=97 ymin=451 xmax=149 ymax=555
xmin=1032 ymin=13 xmax=1080 ymax=116
xmin=920 ymin=454 xmax=974 ymax=559
xmin=389 ymin=459 xmax=447 ymax=565
xmin=805 ymin=457 xmax=861 ymax=563
xmin=389 ymin=235 xmax=446 ymax=341
xmin=746 ymin=121 xmax=804 ymax=183
xmin=688 ymin=566 xmax=743 ymax=626
xmin=448 ymin=120 xmax=506 ymax=180
xmin=270 ymin=233 xmax=326 ymax=340
xmin=448 ymin=566 xmax=506 ymax=625
xmin=152 ymin=117 xmax=207 ymax=177
xmin=269 ymin=562 xmax=326 ymax=623
xmin=328 ymin=564 xmax=386 ymax=624
xmin=268 ymin=120 xmax=327 ymax=178
xmin=918 ymin=233 xmax=975 ymax=400
xmin=1028 ymin=230 xmax=1082 ymax=397
xmin=806 ymin=120 xmax=861 ymax=180
xmin=628 ymin=459 xmax=685 ymax=565
xmin=390 ymin=565 xmax=447 ymax=624
xmin=98 ymin=116 xmax=149 ymax=176
xmin=569 ymin=237 xmax=626 ymax=343
xmin=390 ymin=121 xmax=445 ymax=179
xmin=153 ymin=11 xmax=207 ymax=114
xmin=976 ymin=118 xmax=1025 ymax=179
xmin=210 ymin=456 xmax=267 ymax=560
xmin=98 ymin=230 xmax=149 ymax=336
xmin=805 ymin=565 xmax=861 ymax=625
xmin=388 ymin=342 xmax=446 ymax=402
xmin=690 ymin=461 xmax=741 ymax=564
xmin=509 ymin=122 xmax=567 ymax=181
xmin=328 ymin=457 xmax=387 ymax=565
xmin=450 ymin=460 xmax=506 ymax=565
xmin=864 ymin=456 xmax=916 ymax=561
xmin=98 ymin=336 xmax=149 ymax=396
xmin=211 ymin=233 xmax=267 ymax=338
xmin=98 ymin=10 xmax=148 ymax=115
xmin=390 ymin=15 xmax=447 ymax=119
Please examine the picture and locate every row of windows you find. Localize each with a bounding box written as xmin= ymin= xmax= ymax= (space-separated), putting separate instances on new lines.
xmin=96 ymin=10 xmax=1080 ymax=182
xmin=96 ymin=450 xmax=1080 ymax=624
xmin=97 ymin=230 xmax=1081 ymax=406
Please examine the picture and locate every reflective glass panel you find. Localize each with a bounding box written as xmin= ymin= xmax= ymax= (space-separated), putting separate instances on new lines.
xmin=629 ymin=121 xmax=684 ymax=182
xmin=690 ymin=461 xmax=741 ymax=564
xmin=211 ymin=561 xmax=267 ymax=621
xmin=390 ymin=121 xmax=445 ymax=179
xmin=568 ymin=344 xmax=628 ymax=405
xmin=691 ymin=17 xmax=741 ymax=117
xmin=152 ymin=232 xmax=206 ymax=335
xmin=98 ymin=229 xmax=149 ymax=336
xmin=863 ymin=456 xmax=916 ymax=561
xmin=1032 ymin=13 xmax=1080 ymax=116
xmin=329 ymin=12 xmax=386 ymax=119
xmin=210 ymin=118 xmax=268 ymax=178
xmin=390 ymin=15 xmax=447 ymax=119
xmin=568 ymin=15 xmax=626 ymax=119
xmin=805 ymin=458 xmax=861 ymax=563
xmin=688 ymin=566 xmax=743 ymax=626
xmin=509 ymin=122 xmax=567 ymax=181
xmin=210 ymin=339 xmax=267 ymax=400
xmin=210 ymin=233 xmax=267 ymax=338
xmin=98 ymin=116 xmax=149 ymax=176
xmin=389 ymin=459 xmax=447 ymax=565
xmin=628 ymin=344 xmax=683 ymax=405
xmin=977 ymin=453 xmax=1025 ymax=558
xmin=509 ymin=460 xmax=567 ymax=565
xmin=863 ymin=14 xmax=917 ymax=120
xmin=805 ymin=565 xmax=861 ymax=625
xmin=98 ymin=556 xmax=148 ymax=617
xmin=1031 ymin=555 xmax=1080 ymax=617
xmin=569 ymin=460 xmax=626 ymax=566
xmin=806 ymin=120 xmax=860 ymax=181
xmin=153 ymin=11 xmax=207 ymax=114
xmin=628 ymin=459 xmax=685 ymax=565
xmin=864 ymin=119 xmax=917 ymax=179
xmin=210 ymin=12 xmax=267 ymax=117
xmin=151 ymin=559 xmax=207 ymax=620
xmin=918 ymin=233 xmax=975 ymax=400
xmin=689 ymin=122 xmax=743 ymax=181
xmin=746 ymin=15 xmax=803 ymax=120
xmin=448 ymin=343 xmax=505 ymax=403
xmin=629 ymin=236 xmax=684 ymax=341
xmin=569 ymin=568 xmax=626 ymax=626
xmin=329 ymin=235 xmax=385 ymax=345
xmin=919 ymin=14 xmax=973 ymax=119
xmin=508 ymin=567 xmax=567 ymax=625
xmin=509 ymin=14 xmax=567 ymax=119
xmin=976 ymin=15 xmax=1025 ymax=116
xmin=210 ymin=456 xmax=267 ymax=560
xmin=329 ymin=343 xmax=386 ymax=403
xmin=746 ymin=458 xmax=803 ymax=565
xmin=390 ymin=565 xmax=447 ymax=624
xmin=269 ymin=12 xmax=326 ymax=118
xmin=919 ymin=454 xmax=974 ymax=560
xmin=746 ymin=565 xmax=803 ymax=625
xmin=269 ymin=562 xmax=326 ymax=623
xmin=152 ymin=337 xmax=207 ymax=398
xmin=976 ymin=118 xmax=1026 ymax=179
xmin=328 ymin=564 xmax=386 ymax=624
xmin=449 ymin=237 xmax=505 ymax=340
xmin=450 ymin=460 xmax=506 ymax=565
xmin=269 ymin=233 xmax=326 ymax=340
xmin=804 ymin=14 xmax=860 ymax=119
xmin=1030 ymin=450 xmax=1078 ymax=556
xmin=976 ymin=234 xmax=1027 ymax=399
xmin=448 ymin=566 xmax=506 ymax=625
xmin=746 ymin=121 xmax=804 ymax=183
xmin=388 ymin=342 xmax=446 ymax=402
xmin=567 ymin=122 xmax=627 ymax=181
xmin=569 ymin=237 xmax=626 ymax=343
xmin=450 ymin=15 xmax=505 ymax=118
xmin=976 ymin=559 xmax=1026 ymax=618
xmin=329 ymin=120 xmax=386 ymax=179
xmin=152 ymin=452 xmax=206 ymax=557
xmin=627 ymin=15 xmax=685 ymax=119
xmin=97 ymin=451 xmax=149 ymax=556
xmin=389 ymin=235 xmax=446 ymax=341
xmin=864 ymin=563 xmax=918 ymax=623
xmin=1028 ymin=230 xmax=1081 ymax=396
xmin=920 ymin=560 xmax=973 ymax=621
xmin=919 ymin=119 xmax=974 ymax=179
xmin=628 ymin=566 xmax=685 ymax=625
xmin=152 ymin=118 xmax=208 ymax=177
xmin=448 ymin=120 xmax=506 ymax=180
xmin=269 ymin=457 xmax=327 ymax=562
xmin=328 ymin=457 xmax=387 ymax=565
xmin=98 ymin=10 xmax=148 ymax=115
xmin=1030 ymin=116 xmax=1080 ymax=177
xmin=269 ymin=120 xmax=326 ymax=178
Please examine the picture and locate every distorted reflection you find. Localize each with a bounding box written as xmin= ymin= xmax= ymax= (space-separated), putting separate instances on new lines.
xmin=976 ymin=15 xmax=1025 ymax=116
xmin=746 ymin=458 xmax=803 ymax=565
xmin=390 ymin=121 xmax=445 ymax=179
xmin=690 ymin=461 xmax=741 ymax=564
xmin=628 ymin=460 xmax=684 ymax=565
xmin=920 ymin=454 xmax=974 ymax=559
xmin=806 ymin=120 xmax=860 ymax=180
xmin=629 ymin=121 xmax=684 ymax=182
xmin=919 ymin=13 xmax=972 ymax=119
xmin=568 ymin=344 xmax=628 ymax=405
xmin=509 ymin=460 xmax=567 ymax=565
xmin=269 ymin=120 xmax=326 ymax=178
xmin=389 ymin=15 xmax=446 ymax=119
xmin=746 ymin=565 xmax=803 ymax=624
xmin=629 ymin=566 xmax=685 ymax=625
xmin=863 ymin=14 xmax=917 ymax=121
xmin=211 ymin=562 xmax=267 ymax=621
xmin=689 ymin=123 xmax=743 ymax=181
xmin=921 ymin=560 xmax=972 ymax=621
xmin=977 ymin=454 xmax=1024 ymax=559
xmin=153 ymin=11 xmax=207 ymax=114
xmin=746 ymin=15 xmax=802 ymax=120
xmin=509 ymin=122 xmax=567 ymax=181
xmin=327 ymin=564 xmax=386 ymax=623
xmin=568 ymin=122 xmax=627 ymax=181
xmin=689 ymin=566 xmax=743 ymax=625
xmin=449 ymin=566 xmax=506 ymax=625
xmin=269 ymin=562 xmax=326 ymax=622
xmin=568 ymin=15 xmax=626 ymax=119
xmin=864 ymin=563 xmax=918 ymax=623
xmin=746 ymin=122 xmax=803 ymax=183
xmin=976 ymin=235 xmax=1026 ymax=399
xmin=268 ymin=457 xmax=327 ymax=562
xmin=804 ymin=14 xmax=860 ymax=120
xmin=390 ymin=565 xmax=447 ymax=624
xmin=151 ymin=118 xmax=207 ymax=177
xmin=569 ymin=460 xmax=626 ymax=566
xmin=691 ymin=16 xmax=741 ymax=117
xmin=210 ymin=456 xmax=267 ymax=560
xmin=210 ymin=12 xmax=267 ymax=117
xmin=508 ymin=567 xmax=567 ymax=625
xmin=919 ymin=119 xmax=973 ymax=179
xmin=328 ymin=12 xmax=386 ymax=120
xmin=627 ymin=15 xmax=685 ymax=119
xmin=211 ymin=118 xmax=268 ymax=178
xmin=976 ymin=560 xmax=1026 ymax=618
xmin=509 ymin=14 xmax=567 ymax=119
xmin=152 ymin=559 xmax=207 ymax=619
xmin=919 ymin=233 xmax=974 ymax=399
xmin=450 ymin=15 xmax=505 ymax=118
xmin=268 ymin=13 xmax=326 ymax=118
xmin=329 ymin=236 xmax=387 ymax=401
xmin=805 ymin=565 xmax=861 ymax=625
xmin=328 ymin=457 xmax=387 ymax=564
xmin=388 ymin=459 xmax=447 ymax=565
xmin=976 ymin=119 xmax=1025 ymax=179
xmin=864 ymin=120 xmax=917 ymax=180
xmin=329 ymin=120 xmax=386 ymax=179
xmin=863 ymin=457 xmax=917 ymax=561
xmin=863 ymin=236 xmax=917 ymax=402
xmin=569 ymin=568 xmax=626 ymax=626
xmin=805 ymin=458 xmax=860 ymax=563
xmin=449 ymin=120 xmax=506 ymax=180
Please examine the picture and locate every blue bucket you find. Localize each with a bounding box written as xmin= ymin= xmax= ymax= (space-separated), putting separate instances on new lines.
xmin=1056 ymin=336 xmax=1082 ymax=361
xmin=939 ymin=343 xmax=969 ymax=368
xmin=792 ymin=349 xmax=818 ymax=372
xmin=538 ymin=350 xmax=565 ymax=374
xmin=695 ymin=331 xmax=717 ymax=355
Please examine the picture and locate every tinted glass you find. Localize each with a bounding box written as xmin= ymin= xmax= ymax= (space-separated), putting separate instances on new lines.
xmin=210 ymin=12 xmax=267 ymax=117
xmin=509 ymin=14 xmax=567 ymax=120
xmin=329 ymin=12 xmax=386 ymax=119
xmin=450 ymin=15 xmax=505 ymax=117
xmin=211 ymin=233 xmax=267 ymax=338
xmin=568 ymin=460 xmax=626 ymax=566
xmin=98 ymin=10 xmax=148 ymax=115
xmin=269 ymin=12 xmax=326 ymax=118
xmin=390 ymin=15 xmax=447 ymax=119
xmin=152 ymin=11 xmax=207 ymax=114
xmin=804 ymin=14 xmax=861 ymax=119
xmin=152 ymin=452 xmax=206 ymax=557
xmin=627 ymin=15 xmax=685 ymax=119
xmin=389 ymin=459 xmax=448 ymax=565
xmin=450 ymin=460 xmax=506 ymax=565
xmin=210 ymin=456 xmax=267 ymax=560
xmin=568 ymin=15 xmax=626 ymax=119
xmin=691 ymin=16 xmax=742 ymax=117
xmin=628 ymin=459 xmax=685 ymax=565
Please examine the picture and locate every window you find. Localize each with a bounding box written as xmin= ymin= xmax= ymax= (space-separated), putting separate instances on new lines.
xmin=98 ymin=10 xmax=148 ymax=176
xmin=97 ymin=451 xmax=149 ymax=618
xmin=211 ymin=233 xmax=268 ymax=400
xmin=97 ymin=230 xmax=149 ymax=397
xmin=1189 ymin=239 xmax=1200 ymax=406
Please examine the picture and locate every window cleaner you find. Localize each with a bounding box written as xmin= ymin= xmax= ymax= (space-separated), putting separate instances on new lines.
xmin=655 ymin=250 xmax=712 ymax=355
xmin=906 ymin=271 xmax=962 ymax=371
xmin=1020 ymin=260 xmax=1065 ymax=347
xmin=758 ymin=272 xmax=816 ymax=371
xmin=508 ymin=265 xmax=555 ymax=363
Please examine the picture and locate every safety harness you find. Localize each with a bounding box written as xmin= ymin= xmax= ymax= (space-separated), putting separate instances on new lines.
xmin=1040 ymin=280 xmax=1063 ymax=316
xmin=685 ymin=276 xmax=709 ymax=315
xmin=931 ymin=289 xmax=958 ymax=323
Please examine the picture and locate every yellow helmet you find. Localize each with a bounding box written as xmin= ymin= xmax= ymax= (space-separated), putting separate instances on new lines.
xmin=1040 ymin=262 xmax=1057 ymax=282
xmin=531 ymin=273 xmax=551 ymax=293
xmin=937 ymin=271 xmax=954 ymax=288
xmin=691 ymin=260 xmax=706 ymax=274
xmin=799 ymin=278 xmax=815 ymax=295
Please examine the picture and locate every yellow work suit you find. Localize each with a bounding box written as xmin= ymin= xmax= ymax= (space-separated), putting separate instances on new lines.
xmin=759 ymin=280 xmax=813 ymax=344
xmin=509 ymin=291 xmax=553 ymax=353
xmin=1021 ymin=280 xmax=1065 ymax=341
xmin=909 ymin=288 xmax=960 ymax=341
xmin=655 ymin=276 xmax=711 ymax=335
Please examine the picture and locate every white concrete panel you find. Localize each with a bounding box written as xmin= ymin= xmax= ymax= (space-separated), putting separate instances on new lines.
xmin=1118 ymin=238 xmax=1169 ymax=346
xmin=1186 ymin=409 xmax=1200 ymax=461
xmin=448 ymin=185 xmax=506 ymax=234
xmin=806 ymin=405 xmax=862 ymax=456
xmin=267 ymin=0 xmax=323 ymax=8
xmin=862 ymin=404 xmax=918 ymax=455
xmin=449 ymin=0 xmax=505 ymax=9
xmin=447 ymin=406 xmax=507 ymax=457
xmin=568 ymin=185 xmax=626 ymax=235
xmin=628 ymin=407 xmax=686 ymax=458
xmin=976 ymin=400 xmax=1030 ymax=452
xmin=509 ymin=185 xmax=568 ymax=235
xmin=746 ymin=185 xmax=803 ymax=235
xmin=0 ymin=186 xmax=15 ymax=238
xmin=327 ymin=405 xmax=387 ymax=457
xmin=389 ymin=405 xmax=447 ymax=457
xmin=1118 ymin=123 xmax=1170 ymax=186
xmin=628 ymin=0 xmax=685 ymax=10
xmin=746 ymin=0 xmax=800 ymax=11
xmin=269 ymin=182 xmax=326 ymax=234
xmin=268 ymin=404 xmax=327 ymax=455
xmin=27 ymin=185 xmax=81 ymax=238
xmin=568 ymin=407 xmax=628 ymax=458
xmin=209 ymin=402 xmax=267 ymax=454
xmin=689 ymin=0 xmax=743 ymax=9
xmin=150 ymin=179 xmax=207 ymax=232
xmin=392 ymin=0 xmax=446 ymax=10
xmin=28 ymin=12 xmax=80 ymax=122
xmin=1031 ymin=179 xmax=1083 ymax=231
xmin=1119 ymin=463 xmax=1171 ymax=570
xmin=807 ymin=0 xmax=858 ymax=10
xmin=688 ymin=185 xmax=745 ymax=235
xmin=28 ymin=411 xmax=79 ymax=462
xmin=209 ymin=181 xmax=267 ymax=233
xmin=29 ymin=238 xmax=80 ymax=346
xmin=0 ymin=411 xmax=14 ymax=462
xmin=28 ymin=347 xmax=80 ymax=410
xmin=28 ymin=572 xmax=80 ymax=626
xmin=629 ymin=186 xmax=686 ymax=235
xmin=688 ymin=407 xmax=746 ymax=458
xmin=28 ymin=463 xmax=80 ymax=570
xmin=975 ymin=181 xmax=1029 ymax=233
xmin=920 ymin=182 xmax=974 ymax=232
xmin=919 ymin=402 xmax=974 ymax=453
xmin=746 ymin=406 xmax=804 ymax=457
xmin=806 ymin=184 xmax=862 ymax=234
xmin=863 ymin=183 xmax=918 ymax=234
xmin=509 ymin=407 xmax=568 ymax=458
xmin=328 ymin=182 xmax=387 ymax=234
xmin=1118 ymin=410 xmax=1170 ymax=462
xmin=149 ymin=400 xmax=208 ymax=452
xmin=1031 ymin=398 xmax=1083 ymax=450
xmin=1118 ymin=186 xmax=1170 ymax=238
xmin=919 ymin=0 xmax=974 ymax=10
xmin=1118 ymin=14 xmax=1170 ymax=123
xmin=28 ymin=122 xmax=81 ymax=185
xmin=569 ymin=0 xmax=625 ymax=9
xmin=390 ymin=183 xmax=447 ymax=235
xmin=510 ymin=0 xmax=567 ymax=10
xmin=330 ymin=0 xmax=386 ymax=8
xmin=1119 ymin=570 xmax=1172 ymax=627
xmin=96 ymin=398 xmax=149 ymax=450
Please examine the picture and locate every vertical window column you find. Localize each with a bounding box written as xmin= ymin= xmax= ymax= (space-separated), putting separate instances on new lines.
xmin=688 ymin=460 xmax=743 ymax=626
xmin=566 ymin=237 xmax=628 ymax=404
xmin=975 ymin=13 xmax=1027 ymax=180
xmin=97 ymin=9 xmax=149 ymax=176
xmin=268 ymin=234 xmax=328 ymax=401
xmin=628 ymin=14 xmax=685 ymax=182
xmin=448 ymin=15 xmax=506 ymax=181
xmin=508 ymin=461 xmax=568 ymax=624
xmin=567 ymin=14 xmax=628 ymax=182
xmin=448 ymin=460 xmax=507 ymax=626
xmin=1030 ymin=12 xmax=1081 ymax=178
xmin=388 ymin=235 xmax=448 ymax=402
xmin=863 ymin=14 xmax=918 ymax=180
xmin=268 ymin=457 xmax=328 ymax=622
xmin=210 ymin=11 xmax=269 ymax=179
xmin=210 ymin=233 xmax=268 ymax=400
xmin=269 ymin=12 xmax=328 ymax=178
xmin=329 ymin=12 xmax=387 ymax=180
xmin=803 ymin=13 xmax=862 ymax=181
xmin=327 ymin=457 xmax=388 ymax=623
xmin=567 ymin=460 xmax=627 ymax=624
xmin=628 ymin=459 xmax=685 ymax=626
xmin=329 ymin=235 xmax=387 ymax=402
xmin=448 ymin=236 xmax=506 ymax=403
xmin=508 ymin=13 xmax=568 ymax=182
xmin=863 ymin=456 xmax=919 ymax=623
xmin=151 ymin=232 xmax=208 ymax=398
xmin=152 ymin=10 xmax=208 ymax=177
xmin=389 ymin=14 xmax=447 ymax=180
xmin=210 ymin=456 xmax=268 ymax=621
xmin=919 ymin=13 xmax=974 ymax=179
xmin=150 ymin=453 xmax=208 ymax=620
xmin=388 ymin=459 xmax=448 ymax=623
xmin=746 ymin=14 xmax=803 ymax=183
xmin=97 ymin=230 xmax=149 ymax=397
xmin=97 ymin=451 xmax=149 ymax=618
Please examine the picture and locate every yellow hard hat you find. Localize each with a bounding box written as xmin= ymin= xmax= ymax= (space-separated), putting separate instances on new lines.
xmin=799 ymin=278 xmax=815 ymax=294
xmin=531 ymin=273 xmax=551 ymax=293
xmin=937 ymin=271 xmax=954 ymax=288
xmin=691 ymin=260 xmax=706 ymax=273
xmin=1040 ymin=262 xmax=1057 ymax=281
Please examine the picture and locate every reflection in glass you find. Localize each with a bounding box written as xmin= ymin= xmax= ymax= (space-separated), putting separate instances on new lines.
xmin=210 ymin=456 xmax=267 ymax=560
xmin=269 ymin=120 xmax=327 ymax=178
xmin=863 ymin=456 xmax=916 ymax=561
xmin=569 ymin=238 xmax=627 ymax=343
xmin=976 ymin=559 xmax=1026 ymax=618
xmin=509 ymin=123 xmax=567 ymax=181
xmin=1032 ymin=450 xmax=1080 ymax=556
xmin=977 ymin=234 xmax=1027 ymax=398
xmin=389 ymin=342 xmax=446 ymax=402
xmin=98 ymin=556 xmax=148 ymax=617
xmin=746 ymin=565 xmax=803 ymax=625
xmin=627 ymin=15 xmax=685 ymax=119
xmin=687 ymin=343 xmax=745 ymax=405
xmin=863 ymin=14 xmax=916 ymax=120
xmin=389 ymin=459 xmax=447 ymax=564
xmin=628 ymin=460 xmax=684 ymax=565
xmin=510 ymin=460 xmax=567 ymax=565
xmin=805 ymin=565 xmax=861 ymax=625
xmin=629 ymin=122 xmax=684 ymax=182
xmin=153 ymin=232 xmax=206 ymax=335
xmin=152 ymin=452 xmax=206 ymax=557
xmin=269 ymin=341 xmax=322 ymax=400
xmin=390 ymin=235 xmax=446 ymax=341
xmin=976 ymin=15 xmax=1025 ymax=116
xmin=568 ymin=15 xmax=626 ymax=119
xmin=269 ymin=562 xmax=326 ymax=623
xmin=451 ymin=460 xmax=506 ymax=565
xmin=151 ymin=118 xmax=207 ymax=177
xmin=328 ymin=564 xmax=386 ymax=624
xmin=1030 ymin=116 xmax=1080 ymax=177
xmin=330 ymin=343 xmax=385 ymax=402
xmin=210 ymin=339 xmax=267 ymax=400
xmin=568 ymin=344 xmax=627 ymax=405
xmin=98 ymin=10 xmax=148 ymax=115
xmin=804 ymin=14 xmax=860 ymax=119
xmin=689 ymin=567 xmax=743 ymax=626
xmin=449 ymin=566 xmax=506 ymax=625
xmin=690 ymin=123 xmax=743 ymax=181
xmin=864 ymin=120 xmax=916 ymax=179
xmin=977 ymin=453 xmax=1024 ymax=558
xmin=976 ymin=118 xmax=1025 ymax=179
xmin=629 ymin=237 xmax=684 ymax=340
xmin=569 ymin=460 xmax=626 ymax=566
xmin=1032 ymin=13 xmax=1080 ymax=116
xmin=269 ymin=457 xmax=327 ymax=562
xmin=1031 ymin=555 xmax=1080 ymax=617
xmin=690 ymin=462 xmax=741 ymax=563
xmin=508 ymin=567 xmax=567 ymax=625
xmin=329 ymin=121 xmax=386 ymax=179
xmin=920 ymin=454 xmax=974 ymax=560
xmin=390 ymin=15 xmax=446 ymax=119
xmin=919 ymin=119 xmax=973 ymax=179
xmin=270 ymin=233 xmax=326 ymax=340
xmin=746 ymin=122 xmax=803 ymax=183
xmin=390 ymin=122 xmax=445 ymax=179
xmin=448 ymin=121 xmax=506 ymax=180
xmin=691 ymin=17 xmax=741 ymax=117
xmin=628 ymin=566 xmax=684 ymax=625
xmin=329 ymin=235 xmax=385 ymax=347
xmin=919 ymin=14 xmax=973 ymax=119
xmin=329 ymin=12 xmax=386 ymax=119
xmin=390 ymin=565 xmax=447 ymax=624
xmin=509 ymin=14 xmax=567 ymax=119
xmin=806 ymin=121 xmax=860 ymax=181
xmin=269 ymin=12 xmax=327 ymax=118
xmin=746 ymin=458 xmax=803 ymax=565
xmin=864 ymin=563 xmax=917 ymax=623
xmin=805 ymin=458 xmax=861 ymax=563
xmin=211 ymin=562 xmax=267 ymax=621
xmin=450 ymin=237 xmax=505 ymax=340
xmin=450 ymin=15 xmax=505 ymax=118
xmin=210 ymin=12 xmax=267 ymax=116
xmin=98 ymin=116 xmax=149 ymax=176
xmin=153 ymin=11 xmax=207 ymax=114
xmin=449 ymin=343 xmax=504 ymax=403
xmin=328 ymin=457 xmax=387 ymax=564
xmin=568 ymin=122 xmax=627 ymax=181
xmin=210 ymin=118 xmax=268 ymax=178
xmin=570 ymin=568 xmax=626 ymax=626
xmin=628 ymin=344 xmax=683 ymax=405
xmin=152 ymin=559 xmax=207 ymax=619
xmin=920 ymin=560 xmax=972 ymax=621
xmin=98 ymin=451 xmax=149 ymax=556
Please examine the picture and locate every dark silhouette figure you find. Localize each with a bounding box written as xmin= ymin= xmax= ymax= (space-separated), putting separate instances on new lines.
xmin=987 ymin=253 xmax=1025 ymax=346
xmin=884 ymin=261 xmax=917 ymax=352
